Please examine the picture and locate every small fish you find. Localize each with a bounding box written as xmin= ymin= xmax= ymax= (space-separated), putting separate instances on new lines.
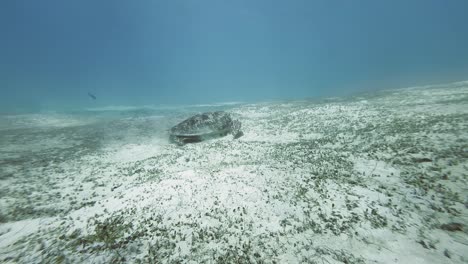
xmin=88 ymin=92 xmax=97 ymax=100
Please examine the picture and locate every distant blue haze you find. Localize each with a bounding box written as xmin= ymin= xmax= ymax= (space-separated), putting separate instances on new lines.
xmin=1 ymin=0 xmax=468 ymax=112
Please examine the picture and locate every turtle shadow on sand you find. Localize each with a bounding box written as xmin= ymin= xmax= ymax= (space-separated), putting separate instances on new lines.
xmin=169 ymin=111 xmax=243 ymax=145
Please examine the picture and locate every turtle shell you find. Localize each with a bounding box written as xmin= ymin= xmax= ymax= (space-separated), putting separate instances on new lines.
xmin=170 ymin=111 xmax=236 ymax=144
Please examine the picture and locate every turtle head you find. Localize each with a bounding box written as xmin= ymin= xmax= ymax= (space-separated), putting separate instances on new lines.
xmin=231 ymin=120 xmax=243 ymax=139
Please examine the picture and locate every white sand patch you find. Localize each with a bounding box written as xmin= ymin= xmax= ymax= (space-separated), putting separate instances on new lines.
xmin=353 ymin=158 xmax=401 ymax=185
xmin=0 ymin=113 xmax=93 ymax=130
xmin=105 ymin=143 xmax=161 ymax=163
xmin=0 ymin=218 xmax=55 ymax=249
xmin=241 ymin=130 xmax=302 ymax=143
xmin=102 ymin=138 xmax=169 ymax=163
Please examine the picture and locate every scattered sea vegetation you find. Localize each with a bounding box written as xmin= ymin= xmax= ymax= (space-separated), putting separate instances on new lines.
xmin=0 ymin=83 xmax=467 ymax=263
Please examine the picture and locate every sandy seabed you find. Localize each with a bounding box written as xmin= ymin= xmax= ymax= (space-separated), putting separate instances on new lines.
xmin=0 ymin=82 xmax=467 ymax=263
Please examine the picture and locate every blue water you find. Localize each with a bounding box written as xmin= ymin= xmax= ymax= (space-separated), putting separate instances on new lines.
xmin=1 ymin=0 xmax=468 ymax=112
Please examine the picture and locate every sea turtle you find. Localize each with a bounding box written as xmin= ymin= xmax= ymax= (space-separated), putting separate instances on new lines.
xmin=169 ymin=111 xmax=243 ymax=145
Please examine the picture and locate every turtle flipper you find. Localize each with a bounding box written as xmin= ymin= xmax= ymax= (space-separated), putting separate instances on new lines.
xmin=231 ymin=120 xmax=243 ymax=139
